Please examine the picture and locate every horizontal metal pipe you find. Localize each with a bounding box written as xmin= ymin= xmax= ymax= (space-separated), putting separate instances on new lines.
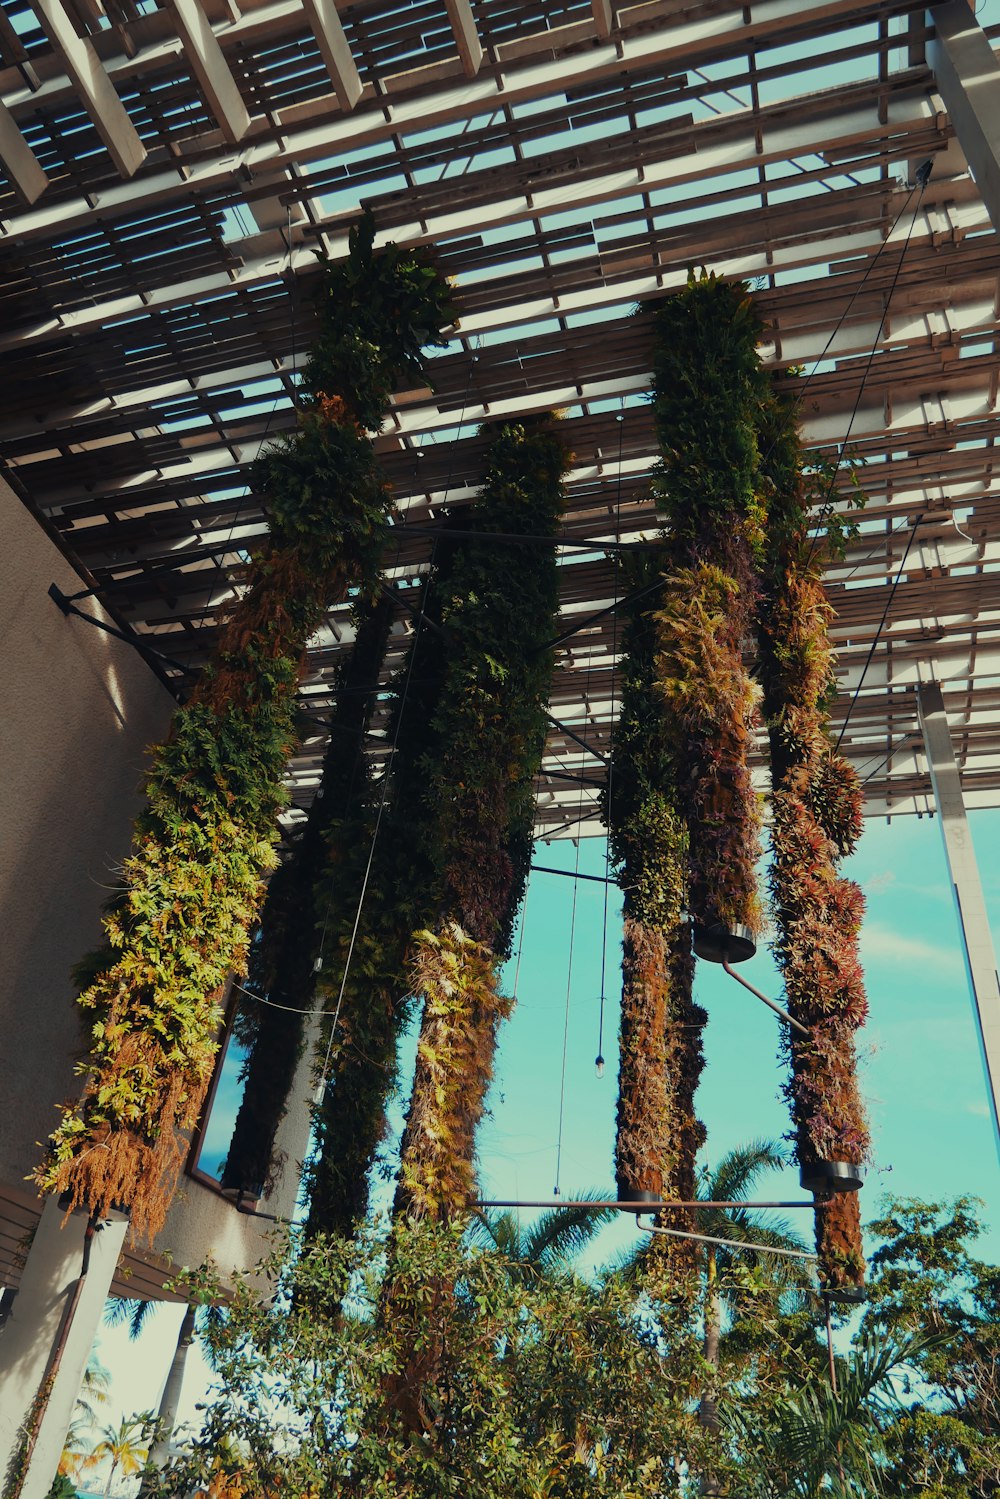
xmin=638 ymin=1222 xmax=818 ymax=1261
xmin=472 ymin=1199 xmax=823 ymax=1211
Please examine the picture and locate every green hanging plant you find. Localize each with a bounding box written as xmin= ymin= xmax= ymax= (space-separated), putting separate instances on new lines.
xmin=35 ymin=215 xmax=454 ymax=1241
xmin=757 ymin=390 xmax=870 ymax=1292
xmin=303 ymin=552 xmax=457 ymax=1242
xmin=605 ymin=563 xmax=704 ymax=1228
xmin=607 ymin=271 xmax=768 ymax=1244
xmin=394 ymin=418 xmax=569 ymax=1223
xmin=650 ymin=269 xmax=770 ymax=942
xmin=220 ymin=594 xmax=394 ymax=1203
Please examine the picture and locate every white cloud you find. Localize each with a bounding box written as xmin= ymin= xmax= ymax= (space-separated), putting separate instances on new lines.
xmin=861 ymin=923 xmax=964 ymax=976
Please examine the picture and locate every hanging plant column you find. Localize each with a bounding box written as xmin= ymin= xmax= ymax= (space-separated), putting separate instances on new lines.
xmin=650 ymin=270 xmax=769 ymax=951
xmin=394 ymin=420 xmax=568 ymax=1223
xmin=35 ymin=214 xmax=453 ymax=1240
xmin=609 ymin=271 xmax=769 ymax=1235
xmin=303 ymin=538 xmax=459 ymax=1243
xmin=758 ymin=401 xmax=869 ymax=1295
xmin=606 ymin=562 xmax=705 ymax=1220
xmin=220 ymin=594 xmax=393 ymax=1205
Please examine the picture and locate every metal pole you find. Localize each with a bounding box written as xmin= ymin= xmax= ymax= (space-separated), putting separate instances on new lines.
xmin=472 ymin=1198 xmax=824 ymax=1211
xmin=638 ymin=1223 xmax=818 ymax=1262
xmin=721 ymin=958 xmax=811 ymax=1037
xmin=917 ymin=681 xmax=1000 ymax=1159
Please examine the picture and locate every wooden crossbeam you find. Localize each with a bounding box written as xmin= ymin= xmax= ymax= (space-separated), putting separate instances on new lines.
xmin=0 ymin=100 xmax=47 ymax=204
xmin=301 ymin=0 xmax=363 ymax=110
xmin=32 ymin=0 xmax=146 ymax=178
xmin=167 ymin=0 xmax=251 ymax=142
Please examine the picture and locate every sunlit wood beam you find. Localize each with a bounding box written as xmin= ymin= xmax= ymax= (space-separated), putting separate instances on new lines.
xmin=301 ymin=0 xmax=363 ymax=110
xmin=0 ymin=100 xmax=47 ymax=203
xmin=168 ymin=0 xmax=250 ymax=142
xmin=32 ymin=0 xmax=146 ymax=177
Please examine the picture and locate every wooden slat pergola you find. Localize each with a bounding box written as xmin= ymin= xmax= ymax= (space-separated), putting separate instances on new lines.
xmin=4 ymin=0 xmax=1000 ymax=837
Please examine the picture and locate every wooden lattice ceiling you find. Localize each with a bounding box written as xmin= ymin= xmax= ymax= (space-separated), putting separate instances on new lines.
xmin=3 ymin=0 xmax=1000 ymax=836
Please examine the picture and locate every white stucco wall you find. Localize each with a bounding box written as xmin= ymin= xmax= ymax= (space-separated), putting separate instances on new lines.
xmin=0 ymin=478 xmax=175 ymax=1187
xmin=0 ymin=478 xmax=311 ymax=1274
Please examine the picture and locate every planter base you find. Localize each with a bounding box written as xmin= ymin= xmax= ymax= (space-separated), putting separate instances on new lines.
xmin=692 ymin=921 xmax=756 ymax=964
xmin=800 ymin=1159 xmax=865 ymax=1194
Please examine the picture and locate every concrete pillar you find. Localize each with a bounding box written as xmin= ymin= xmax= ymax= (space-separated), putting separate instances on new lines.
xmin=928 ymin=2 xmax=1000 ymax=233
xmin=917 ymin=681 xmax=1000 ymax=1161
xmin=148 ymin=1302 xmax=197 ymax=1468
xmin=0 ymin=1197 xmax=128 ymax=1499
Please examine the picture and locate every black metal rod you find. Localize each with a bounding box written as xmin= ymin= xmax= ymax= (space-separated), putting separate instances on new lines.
xmin=391 ymin=523 xmax=665 ymax=556
xmin=544 ymin=710 xmax=608 ymax=764
xmin=376 ymin=576 xmax=449 ymax=638
xmin=538 ymin=574 xmax=664 ymax=656
xmin=48 ymin=584 xmax=194 ymax=677
xmin=539 ymin=768 xmax=606 ymax=788
xmin=531 ymin=864 xmax=617 ymax=886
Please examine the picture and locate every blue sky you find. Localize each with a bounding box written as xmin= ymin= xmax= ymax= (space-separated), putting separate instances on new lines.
xmin=95 ymin=806 xmax=1000 ymax=1435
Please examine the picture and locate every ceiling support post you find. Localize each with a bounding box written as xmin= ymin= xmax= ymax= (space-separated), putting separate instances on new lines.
xmin=927 ymin=1 xmax=1000 ymax=232
xmin=917 ymin=680 xmax=1000 ymax=1161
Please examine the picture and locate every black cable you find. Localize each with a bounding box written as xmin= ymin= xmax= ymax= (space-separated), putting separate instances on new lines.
xmin=834 ymin=513 xmax=924 ymax=752
xmin=804 ymin=179 xmax=927 ymax=569
xmin=596 ymin=403 xmax=626 ymax=1078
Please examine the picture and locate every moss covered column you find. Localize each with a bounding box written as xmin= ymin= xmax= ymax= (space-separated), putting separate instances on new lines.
xmin=36 ymin=215 xmax=452 ymax=1240
xmin=757 ymin=403 xmax=869 ymax=1295
xmin=609 ymin=273 xmax=768 ymax=1234
xmin=650 ymin=271 xmax=768 ymax=950
xmin=394 ymin=420 xmax=568 ymax=1223
xmin=607 ymin=571 xmax=705 ymax=1217
xmin=220 ymin=594 xmax=393 ymax=1204
xmin=303 ymin=541 xmax=457 ymax=1242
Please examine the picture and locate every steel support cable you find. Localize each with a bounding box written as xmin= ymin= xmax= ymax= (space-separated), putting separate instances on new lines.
xmin=803 ymin=179 xmax=927 ymax=571
xmin=597 ymin=403 xmax=627 ymax=1076
xmin=553 ymin=592 xmax=595 ymax=1195
xmin=833 ymin=512 xmax=924 ymax=754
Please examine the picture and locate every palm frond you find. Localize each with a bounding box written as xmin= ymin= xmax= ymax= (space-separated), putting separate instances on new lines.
xmin=522 ymin=1191 xmax=619 ymax=1267
xmin=704 ymin=1139 xmax=788 ymax=1206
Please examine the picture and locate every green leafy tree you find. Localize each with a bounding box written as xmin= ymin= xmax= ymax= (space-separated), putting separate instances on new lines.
xmin=863 ymin=1197 xmax=1000 ymax=1497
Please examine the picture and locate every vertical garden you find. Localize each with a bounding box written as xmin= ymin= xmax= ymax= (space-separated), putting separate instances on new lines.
xmin=39 ymin=213 xmax=872 ymax=1321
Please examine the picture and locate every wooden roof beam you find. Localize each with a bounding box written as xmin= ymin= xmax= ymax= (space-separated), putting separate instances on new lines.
xmin=167 ymin=0 xmax=251 ymax=142
xmin=443 ymin=0 xmax=483 ymax=77
xmin=0 ymin=99 xmax=47 ymax=203
xmin=32 ymin=0 xmax=146 ymax=177
xmin=592 ymin=0 xmax=614 ymax=39
xmin=301 ymin=0 xmax=362 ymax=110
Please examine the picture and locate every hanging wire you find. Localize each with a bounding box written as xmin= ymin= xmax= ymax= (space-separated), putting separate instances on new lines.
xmin=834 ymin=512 xmax=924 ymax=753
xmin=311 ymin=344 xmax=481 ymax=1101
xmin=553 ymin=831 xmax=582 ymax=1197
xmin=804 ymin=178 xmax=928 ymax=570
xmin=553 ymin=586 xmax=596 ymax=1191
xmin=596 ymin=400 xmax=627 ymax=1078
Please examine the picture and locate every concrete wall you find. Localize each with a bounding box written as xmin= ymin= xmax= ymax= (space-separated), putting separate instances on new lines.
xmin=0 ymin=477 xmax=175 ymax=1187
xmin=0 ymin=478 xmax=312 ymax=1275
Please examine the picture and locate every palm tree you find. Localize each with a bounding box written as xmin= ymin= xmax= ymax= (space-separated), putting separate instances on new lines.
xmin=466 ymin=1191 xmax=620 ymax=1283
xmin=724 ymin=1327 xmax=948 ymax=1497
xmin=689 ymin=1139 xmax=810 ymax=1417
xmin=80 ymin=1415 xmax=152 ymax=1499
xmin=59 ymin=1351 xmax=113 ymax=1478
xmin=104 ymin=1298 xmax=160 ymax=1340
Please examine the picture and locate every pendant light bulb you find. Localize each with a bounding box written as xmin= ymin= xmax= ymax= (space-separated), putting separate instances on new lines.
xmin=595 ymin=1054 xmax=605 ymax=1079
